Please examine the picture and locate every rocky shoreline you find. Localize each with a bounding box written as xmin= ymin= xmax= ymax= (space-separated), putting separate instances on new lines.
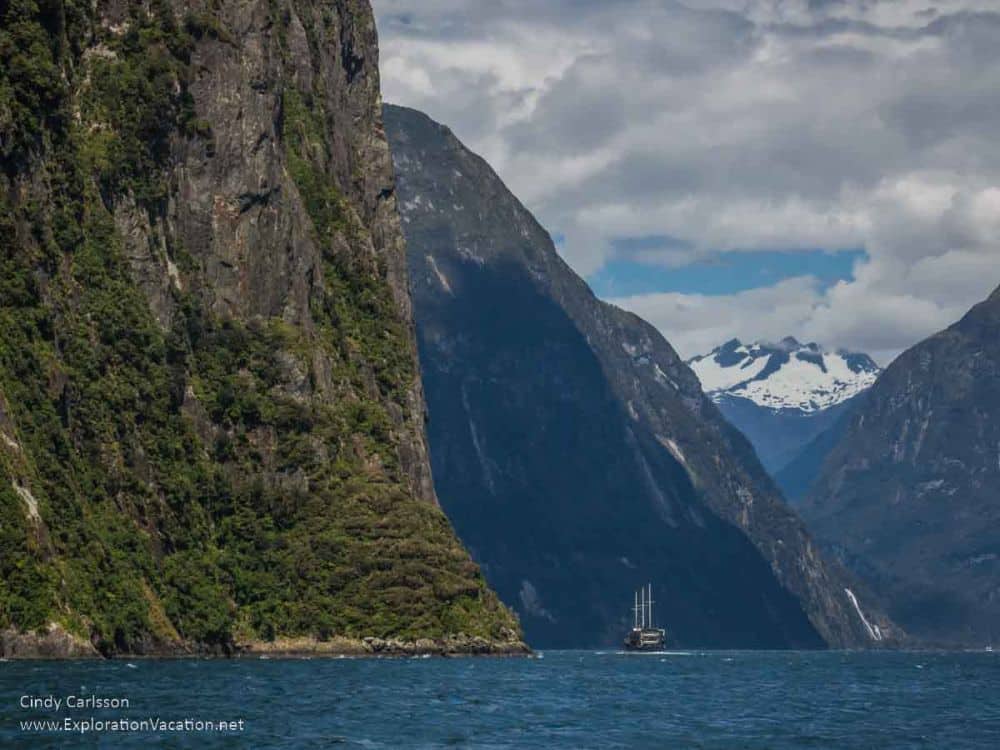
xmin=0 ymin=624 xmax=100 ymax=659
xmin=0 ymin=625 xmax=530 ymax=660
xmin=237 ymin=635 xmax=531 ymax=658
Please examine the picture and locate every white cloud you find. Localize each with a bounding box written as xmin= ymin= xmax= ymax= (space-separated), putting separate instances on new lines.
xmin=607 ymin=277 xmax=824 ymax=358
xmin=373 ymin=0 xmax=1000 ymax=362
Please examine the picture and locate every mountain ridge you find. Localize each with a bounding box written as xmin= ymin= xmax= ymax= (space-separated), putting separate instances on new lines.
xmin=385 ymin=103 xmax=899 ymax=650
xmin=802 ymin=283 xmax=1000 ymax=645
xmin=687 ymin=337 xmax=880 ymax=475
xmin=689 ymin=337 xmax=880 ymax=413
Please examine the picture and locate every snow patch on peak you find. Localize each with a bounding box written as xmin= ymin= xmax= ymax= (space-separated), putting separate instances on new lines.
xmin=688 ymin=342 xmax=769 ymax=392
xmin=688 ymin=338 xmax=880 ymax=412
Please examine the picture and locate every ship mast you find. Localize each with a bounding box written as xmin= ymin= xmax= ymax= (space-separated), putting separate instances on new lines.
xmin=648 ymin=583 xmax=654 ymax=628
xmin=640 ymin=586 xmax=646 ymax=628
xmin=633 ymin=590 xmax=639 ymax=629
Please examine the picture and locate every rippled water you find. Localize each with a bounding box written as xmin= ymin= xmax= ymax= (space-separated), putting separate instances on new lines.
xmin=2 ymin=650 xmax=998 ymax=748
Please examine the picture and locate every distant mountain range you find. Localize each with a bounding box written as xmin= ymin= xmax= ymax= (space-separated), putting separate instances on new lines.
xmin=802 ymin=284 xmax=1000 ymax=646
xmin=385 ymin=103 xmax=897 ymax=650
xmin=688 ymin=338 xmax=881 ymax=476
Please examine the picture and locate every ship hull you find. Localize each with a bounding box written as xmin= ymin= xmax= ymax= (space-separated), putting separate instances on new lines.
xmin=623 ymin=628 xmax=667 ymax=651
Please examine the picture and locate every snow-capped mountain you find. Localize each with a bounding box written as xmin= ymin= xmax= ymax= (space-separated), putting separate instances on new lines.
xmin=689 ymin=337 xmax=880 ymax=412
xmin=687 ymin=338 xmax=881 ymax=476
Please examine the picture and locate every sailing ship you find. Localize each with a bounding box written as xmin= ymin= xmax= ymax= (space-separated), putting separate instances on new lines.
xmin=623 ymin=583 xmax=667 ymax=651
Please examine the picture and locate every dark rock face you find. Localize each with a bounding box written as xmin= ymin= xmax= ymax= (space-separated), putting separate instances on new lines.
xmin=385 ymin=104 xmax=898 ymax=649
xmin=0 ymin=0 xmax=518 ymax=655
xmin=803 ymin=285 xmax=1000 ymax=646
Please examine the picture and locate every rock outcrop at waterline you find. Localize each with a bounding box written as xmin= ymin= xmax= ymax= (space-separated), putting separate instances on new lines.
xmin=238 ymin=632 xmax=527 ymax=657
xmin=385 ymin=104 xmax=899 ymax=650
xmin=0 ymin=624 xmax=100 ymax=659
xmin=0 ymin=0 xmax=520 ymax=656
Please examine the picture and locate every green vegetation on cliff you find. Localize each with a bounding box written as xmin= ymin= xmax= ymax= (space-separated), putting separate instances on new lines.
xmin=0 ymin=0 xmax=519 ymax=655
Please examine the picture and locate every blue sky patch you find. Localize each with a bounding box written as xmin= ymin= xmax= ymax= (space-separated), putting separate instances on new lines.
xmin=586 ymin=248 xmax=867 ymax=297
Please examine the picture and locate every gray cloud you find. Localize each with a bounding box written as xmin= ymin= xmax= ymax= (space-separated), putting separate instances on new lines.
xmin=504 ymin=60 xmax=628 ymax=156
xmin=373 ymin=0 xmax=1000 ymax=362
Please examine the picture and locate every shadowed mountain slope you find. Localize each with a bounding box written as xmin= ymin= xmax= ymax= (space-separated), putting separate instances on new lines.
xmin=803 ymin=284 xmax=1000 ymax=645
xmin=385 ymin=104 xmax=898 ymax=650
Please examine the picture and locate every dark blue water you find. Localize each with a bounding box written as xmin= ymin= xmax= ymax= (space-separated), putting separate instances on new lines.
xmin=2 ymin=650 xmax=999 ymax=748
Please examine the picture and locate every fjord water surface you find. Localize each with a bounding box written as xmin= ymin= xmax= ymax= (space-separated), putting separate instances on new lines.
xmin=2 ymin=650 xmax=998 ymax=748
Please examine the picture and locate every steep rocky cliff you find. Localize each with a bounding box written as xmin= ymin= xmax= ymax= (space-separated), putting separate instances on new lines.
xmin=802 ymin=285 xmax=1000 ymax=645
xmin=385 ymin=104 xmax=898 ymax=649
xmin=0 ymin=0 xmax=520 ymax=656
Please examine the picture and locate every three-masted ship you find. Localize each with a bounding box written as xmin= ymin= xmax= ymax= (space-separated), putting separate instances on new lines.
xmin=623 ymin=583 xmax=667 ymax=651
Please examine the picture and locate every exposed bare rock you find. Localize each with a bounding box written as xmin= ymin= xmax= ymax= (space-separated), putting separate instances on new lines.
xmin=1 ymin=624 xmax=100 ymax=659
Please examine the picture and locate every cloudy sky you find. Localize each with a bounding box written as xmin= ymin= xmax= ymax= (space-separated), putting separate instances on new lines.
xmin=372 ymin=0 xmax=1000 ymax=363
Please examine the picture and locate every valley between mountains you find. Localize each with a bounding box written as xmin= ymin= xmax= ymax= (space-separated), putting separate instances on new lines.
xmin=2 ymin=0 xmax=993 ymax=659
xmin=384 ymin=104 xmax=896 ymax=650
